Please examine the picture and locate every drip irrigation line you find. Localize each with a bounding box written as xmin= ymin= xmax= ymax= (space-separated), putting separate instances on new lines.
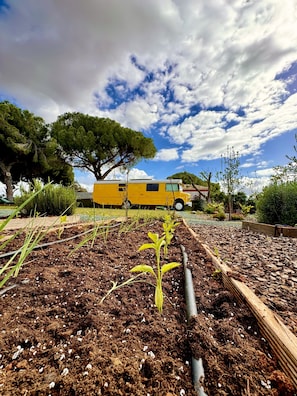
xmin=181 ymin=244 xmax=208 ymax=396
xmin=0 ymin=222 xmax=122 ymax=260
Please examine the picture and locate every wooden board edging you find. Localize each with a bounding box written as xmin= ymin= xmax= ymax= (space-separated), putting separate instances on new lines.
xmin=182 ymin=219 xmax=297 ymax=390
xmin=242 ymin=221 xmax=297 ymax=238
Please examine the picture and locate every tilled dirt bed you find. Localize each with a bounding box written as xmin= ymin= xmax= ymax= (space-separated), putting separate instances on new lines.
xmin=0 ymin=218 xmax=296 ymax=395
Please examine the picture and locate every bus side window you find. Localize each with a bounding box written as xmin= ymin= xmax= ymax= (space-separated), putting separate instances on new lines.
xmin=165 ymin=183 xmax=178 ymax=192
xmin=146 ymin=184 xmax=159 ymax=191
xmin=118 ymin=183 xmax=126 ymax=191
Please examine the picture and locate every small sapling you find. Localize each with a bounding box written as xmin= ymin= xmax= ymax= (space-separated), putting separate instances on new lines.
xmin=131 ymin=232 xmax=180 ymax=313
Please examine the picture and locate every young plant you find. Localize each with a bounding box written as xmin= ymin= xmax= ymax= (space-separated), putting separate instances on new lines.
xmin=99 ymin=273 xmax=143 ymax=304
xmin=0 ymin=217 xmax=48 ymax=288
xmin=0 ymin=183 xmax=52 ymax=289
xmin=130 ymin=232 xmax=180 ymax=314
xmin=213 ymin=246 xmax=220 ymax=258
xmin=212 ymin=268 xmax=222 ymax=278
xmin=57 ymin=215 xmax=67 ymax=239
xmin=68 ymin=223 xmax=102 ymax=257
xmin=118 ymin=218 xmax=140 ymax=236
xmin=162 ymin=214 xmax=179 ymax=257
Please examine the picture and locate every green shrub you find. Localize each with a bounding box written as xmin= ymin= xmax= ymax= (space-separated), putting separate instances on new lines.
xmin=15 ymin=180 xmax=76 ymax=216
xmin=204 ymin=202 xmax=224 ymax=214
xmin=256 ymin=182 xmax=297 ymax=226
xmin=192 ymin=199 xmax=205 ymax=211
xmin=230 ymin=213 xmax=244 ymax=221
xmin=239 ymin=203 xmax=254 ymax=216
xmin=213 ymin=211 xmax=226 ymax=221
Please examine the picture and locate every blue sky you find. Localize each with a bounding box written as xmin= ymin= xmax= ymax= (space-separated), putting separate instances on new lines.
xmin=1 ymin=0 xmax=297 ymax=196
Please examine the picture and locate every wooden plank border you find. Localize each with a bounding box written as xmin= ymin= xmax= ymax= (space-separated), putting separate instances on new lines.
xmin=242 ymin=221 xmax=297 ymax=238
xmin=182 ymin=219 xmax=297 ymax=390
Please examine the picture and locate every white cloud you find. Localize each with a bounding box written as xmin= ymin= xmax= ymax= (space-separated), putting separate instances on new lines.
xmin=154 ymin=148 xmax=179 ymax=161
xmin=241 ymin=159 xmax=271 ymax=169
xmin=0 ymin=0 xmax=181 ymax=122
xmin=107 ymin=98 xmax=160 ymax=130
xmin=0 ymin=0 xmax=297 ymax=195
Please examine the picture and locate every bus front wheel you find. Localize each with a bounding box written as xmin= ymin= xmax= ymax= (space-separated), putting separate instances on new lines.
xmin=174 ymin=199 xmax=184 ymax=211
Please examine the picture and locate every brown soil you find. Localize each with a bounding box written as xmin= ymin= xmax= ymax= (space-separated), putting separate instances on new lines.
xmin=0 ymin=218 xmax=295 ymax=395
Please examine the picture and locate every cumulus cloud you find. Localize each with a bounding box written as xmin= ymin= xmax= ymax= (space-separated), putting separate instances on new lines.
xmin=153 ymin=148 xmax=179 ymax=161
xmin=0 ymin=0 xmax=181 ymax=121
xmin=1 ymin=0 xmax=297 ymax=191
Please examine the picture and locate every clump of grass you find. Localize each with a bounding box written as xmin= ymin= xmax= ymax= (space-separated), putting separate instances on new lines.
xmin=0 ymin=183 xmax=52 ymax=289
xmin=0 ymin=220 xmax=47 ymax=288
xmin=68 ymin=223 xmax=103 ymax=256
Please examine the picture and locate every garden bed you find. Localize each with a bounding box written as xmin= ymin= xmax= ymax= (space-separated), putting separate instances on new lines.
xmin=0 ymin=219 xmax=295 ymax=395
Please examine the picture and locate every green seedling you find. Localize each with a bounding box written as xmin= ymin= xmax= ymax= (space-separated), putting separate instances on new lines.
xmin=131 ymin=232 xmax=180 ymax=314
xmin=57 ymin=215 xmax=67 ymax=239
xmin=211 ymin=268 xmax=222 ymax=278
xmin=118 ymin=218 xmax=140 ymax=236
xmin=0 ymin=183 xmax=53 ymax=289
xmin=99 ymin=273 xmax=144 ymax=304
xmin=162 ymin=214 xmax=179 ymax=257
xmin=68 ymin=223 xmax=102 ymax=257
xmin=213 ymin=246 xmax=220 ymax=258
xmin=68 ymin=220 xmax=116 ymax=256
xmin=100 ymin=225 xmax=110 ymax=244
xmin=0 ymin=218 xmax=48 ymax=288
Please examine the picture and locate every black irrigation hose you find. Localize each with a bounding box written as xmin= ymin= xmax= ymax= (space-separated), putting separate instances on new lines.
xmin=0 ymin=222 xmax=123 ymax=260
xmin=181 ymin=244 xmax=208 ymax=396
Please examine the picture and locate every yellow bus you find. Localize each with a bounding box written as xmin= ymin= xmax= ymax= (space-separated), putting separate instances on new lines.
xmin=93 ymin=179 xmax=192 ymax=211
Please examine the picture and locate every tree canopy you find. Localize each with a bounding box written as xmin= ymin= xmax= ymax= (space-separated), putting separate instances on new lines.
xmin=0 ymin=101 xmax=73 ymax=200
xmin=51 ymin=112 xmax=157 ymax=180
xmin=168 ymin=171 xmax=206 ymax=185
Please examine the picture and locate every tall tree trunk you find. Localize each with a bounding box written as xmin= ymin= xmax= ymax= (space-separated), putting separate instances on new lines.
xmin=0 ymin=163 xmax=14 ymax=201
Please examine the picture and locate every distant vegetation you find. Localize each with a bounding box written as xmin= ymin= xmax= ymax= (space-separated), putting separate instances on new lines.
xmin=14 ymin=180 xmax=76 ymax=216
xmin=256 ymin=182 xmax=297 ymax=226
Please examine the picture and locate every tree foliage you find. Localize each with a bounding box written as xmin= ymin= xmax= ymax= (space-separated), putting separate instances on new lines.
xmin=168 ymin=171 xmax=206 ymax=186
xmin=0 ymin=101 xmax=73 ymax=200
xmin=51 ymin=112 xmax=157 ymax=180
xmin=256 ymin=182 xmax=297 ymax=226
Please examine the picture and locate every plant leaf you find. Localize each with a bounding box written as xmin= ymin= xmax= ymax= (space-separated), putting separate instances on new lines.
xmin=138 ymin=243 xmax=155 ymax=251
xmin=147 ymin=232 xmax=159 ymax=243
xmin=130 ymin=265 xmax=155 ymax=275
xmin=161 ymin=262 xmax=180 ymax=275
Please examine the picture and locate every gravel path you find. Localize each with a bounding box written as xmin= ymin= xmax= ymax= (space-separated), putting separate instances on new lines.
xmin=187 ymin=222 xmax=297 ymax=335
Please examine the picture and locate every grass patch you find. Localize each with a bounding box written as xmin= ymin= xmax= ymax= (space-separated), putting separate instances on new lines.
xmin=75 ymin=207 xmax=174 ymax=221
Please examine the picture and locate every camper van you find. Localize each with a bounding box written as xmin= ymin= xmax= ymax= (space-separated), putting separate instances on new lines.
xmin=93 ymin=179 xmax=191 ymax=210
